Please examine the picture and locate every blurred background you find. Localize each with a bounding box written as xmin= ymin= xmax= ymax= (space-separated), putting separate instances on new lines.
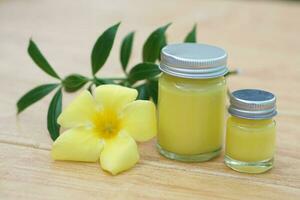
xmin=1 ymin=1 xmax=300 ymax=199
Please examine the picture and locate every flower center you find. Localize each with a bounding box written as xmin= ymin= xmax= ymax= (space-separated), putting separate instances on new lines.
xmin=92 ymin=109 xmax=121 ymax=139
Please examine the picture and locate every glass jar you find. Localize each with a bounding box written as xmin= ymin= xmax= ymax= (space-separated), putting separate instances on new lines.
xmin=157 ymin=43 xmax=228 ymax=162
xmin=225 ymin=89 xmax=277 ymax=173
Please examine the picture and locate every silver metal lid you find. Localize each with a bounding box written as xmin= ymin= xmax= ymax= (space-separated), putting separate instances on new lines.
xmin=229 ymin=89 xmax=277 ymax=119
xmin=160 ymin=43 xmax=228 ymax=79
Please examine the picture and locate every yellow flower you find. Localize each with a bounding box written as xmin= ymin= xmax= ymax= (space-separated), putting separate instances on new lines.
xmin=51 ymin=85 xmax=157 ymax=175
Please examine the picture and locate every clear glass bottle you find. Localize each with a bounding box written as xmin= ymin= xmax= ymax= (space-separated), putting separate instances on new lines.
xmin=225 ymin=89 xmax=277 ymax=173
xmin=157 ymin=43 xmax=228 ymax=162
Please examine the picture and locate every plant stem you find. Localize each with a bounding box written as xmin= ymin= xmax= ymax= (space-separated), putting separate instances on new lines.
xmin=101 ymin=77 xmax=127 ymax=81
xmin=225 ymin=69 xmax=239 ymax=77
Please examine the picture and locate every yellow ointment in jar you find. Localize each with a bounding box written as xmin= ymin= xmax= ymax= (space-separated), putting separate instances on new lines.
xmin=157 ymin=43 xmax=228 ymax=162
xmin=225 ymin=89 xmax=277 ymax=173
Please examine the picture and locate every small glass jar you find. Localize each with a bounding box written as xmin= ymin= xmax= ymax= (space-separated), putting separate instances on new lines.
xmin=225 ymin=89 xmax=277 ymax=173
xmin=157 ymin=43 xmax=228 ymax=162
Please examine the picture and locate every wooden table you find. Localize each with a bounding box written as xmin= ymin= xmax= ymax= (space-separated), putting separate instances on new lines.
xmin=1 ymin=0 xmax=299 ymax=199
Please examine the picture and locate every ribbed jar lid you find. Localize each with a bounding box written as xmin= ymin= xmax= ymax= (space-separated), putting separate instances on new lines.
xmin=160 ymin=43 xmax=228 ymax=79
xmin=229 ymin=89 xmax=277 ymax=120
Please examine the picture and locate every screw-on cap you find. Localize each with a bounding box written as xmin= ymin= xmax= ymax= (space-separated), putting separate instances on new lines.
xmin=229 ymin=89 xmax=277 ymax=120
xmin=160 ymin=43 xmax=228 ymax=79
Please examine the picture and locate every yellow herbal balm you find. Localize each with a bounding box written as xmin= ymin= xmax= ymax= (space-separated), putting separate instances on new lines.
xmin=225 ymin=89 xmax=277 ymax=173
xmin=157 ymin=43 xmax=228 ymax=162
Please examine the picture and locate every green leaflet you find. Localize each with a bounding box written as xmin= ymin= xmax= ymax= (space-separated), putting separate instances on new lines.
xmin=63 ymin=74 xmax=89 ymax=92
xmin=158 ymin=34 xmax=167 ymax=61
xmin=148 ymin=80 xmax=158 ymax=104
xmin=136 ymin=83 xmax=150 ymax=100
xmin=91 ymin=22 xmax=120 ymax=75
xmin=142 ymin=23 xmax=171 ymax=62
xmin=17 ymin=83 xmax=59 ymax=114
xmin=128 ymin=63 xmax=161 ymax=85
xmin=47 ymin=88 xmax=62 ymax=141
xmin=184 ymin=24 xmax=197 ymax=43
xmin=120 ymin=31 xmax=134 ymax=73
xmin=28 ymin=39 xmax=60 ymax=79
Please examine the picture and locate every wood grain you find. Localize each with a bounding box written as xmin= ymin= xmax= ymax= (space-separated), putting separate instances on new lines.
xmin=0 ymin=0 xmax=300 ymax=199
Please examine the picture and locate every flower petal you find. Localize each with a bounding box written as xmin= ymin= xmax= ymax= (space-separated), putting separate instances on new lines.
xmin=57 ymin=91 xmax=98 ymax=128
xmin=94 ymin=85 xmax=137 ymax=113
xmin=100 ymin=133 xmax=139 ymax=175
xmin=120 ymin=100 xmax=157 ymax=142
xmin=51 ymin=127 xmax=103 ymax=162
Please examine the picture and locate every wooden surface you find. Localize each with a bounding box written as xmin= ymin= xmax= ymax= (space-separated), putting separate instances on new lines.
xmin=1 ymin=0 xmax=300 ymax=199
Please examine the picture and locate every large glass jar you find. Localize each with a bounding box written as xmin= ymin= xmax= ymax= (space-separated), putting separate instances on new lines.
xmin=157 ymin=43 xmax=228 ymax=162
xmin=225 ymin=89 xmax=277 ymax=173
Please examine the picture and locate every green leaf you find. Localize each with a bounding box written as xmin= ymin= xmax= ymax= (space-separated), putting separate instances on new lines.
xmin=143 ymin=23 xmax=171 ymax=62
xmin=128 ymin=63 xmax=161 ymax=84
xmin=158 ymin=34 xmax=167 ymax=61
xmin=91 ymin=22 xmax=120 ymax=75
xmin=120 ymin=31 xmax=134 ymax=73
xmin=47 ymin=88 xmax=62 ymax=141
xmin=184 ymin=24 xmax=197 ymax=43
xmin=135 ymin=84 xmax=150 ymax=100
xmin=135 ymin=80 xmax=158 ymax=103
xmin=17 ymin=83 xmax=59 ymax=114
xmin=63 ymin=74 xmax=89 ymax=92
xmin=148 ymin=80 xmax=158 ymax=104
xmin=28 ymin=39 xmax=60 ymax=79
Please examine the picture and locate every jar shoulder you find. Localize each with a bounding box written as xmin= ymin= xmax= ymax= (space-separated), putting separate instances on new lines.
xmin=227 ymin=116 xmax=276 ymax=129
xmin=159 ymin=73 xmax=226 ymax=90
